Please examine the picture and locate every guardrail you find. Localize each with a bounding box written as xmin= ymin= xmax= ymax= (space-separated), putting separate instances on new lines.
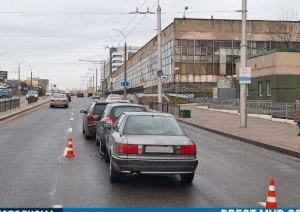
xmin=0 ymin=98 xmax=20 ymax=112
xmin=196 ymin=98 xmax=294 ymax=120
xmin=149 ymin=102 xmax=181 ymax=116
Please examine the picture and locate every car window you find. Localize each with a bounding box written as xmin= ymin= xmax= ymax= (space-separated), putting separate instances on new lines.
xmin=123 ymin=115 xmax=185 ymax=136
xmin=93 ymin=104 xmax=107 ymax=115
xmin=110 ymin=106 xmax=146 ymax=121
xmin=52 ymin=93 xmax=66 ymax=98
xmin=115 ymin=113 xmax=126 ymax=129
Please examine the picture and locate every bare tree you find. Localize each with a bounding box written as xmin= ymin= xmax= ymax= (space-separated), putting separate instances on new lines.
xmin=265 ymin=7 xmax=300 ymax=48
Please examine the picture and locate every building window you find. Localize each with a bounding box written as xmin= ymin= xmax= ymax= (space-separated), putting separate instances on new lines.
xmin=267 ymin=80 xmax=271 ymax=96
xmin=258 ymin=81 xmax=262 ymax=97
xmin=246 ymin=84 xmax=249 ymax=97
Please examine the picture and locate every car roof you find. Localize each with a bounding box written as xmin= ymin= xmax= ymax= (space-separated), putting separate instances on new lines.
xmin=122 ymin=111 xmax=173 ymax=117
xmin=106 ymin=102 xmax=144 ymax=108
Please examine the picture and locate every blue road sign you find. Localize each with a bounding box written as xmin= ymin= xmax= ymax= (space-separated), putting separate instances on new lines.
xmin=157 ymin=70 xmax=164 ymax=77
xmin=121 ymin=81 xmax=130 ymax=87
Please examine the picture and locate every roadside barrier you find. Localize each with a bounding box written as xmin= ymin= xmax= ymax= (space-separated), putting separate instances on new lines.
xmin=266 ymin=179 xmax=277 ymax=208
xmin=64 ymin=137 xmax=75 ymax=158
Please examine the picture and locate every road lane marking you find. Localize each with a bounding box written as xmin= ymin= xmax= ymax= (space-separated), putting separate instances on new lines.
xmin=258 ymin=202 xmax=266 ymax=207
xmin=53 ymin=205 xmax=63 ymax=208
xmin=72 ymin=112 xmax=74 ymax=115
xmin=70 ymin=118 xmax=73 ymax=121
xmin=69 ymin=128 xmax=72 ymax=132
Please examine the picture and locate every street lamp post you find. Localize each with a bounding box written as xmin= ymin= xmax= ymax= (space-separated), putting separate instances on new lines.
xmin=16 ymin=61 xmax=21 ymax=96
xmin=79 ymin=59 xmax=105 ymax=95
xmin=112 ymin=29 xmax=127 ymax=99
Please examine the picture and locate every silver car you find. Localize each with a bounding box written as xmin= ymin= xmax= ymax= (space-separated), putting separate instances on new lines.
xmin=104 ymin=112 xmax=198 ymax=183
xmin=50 ymin=93 xmax=69 ymax=108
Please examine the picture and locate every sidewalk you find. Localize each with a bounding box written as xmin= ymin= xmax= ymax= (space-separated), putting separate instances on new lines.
xmin=177 ymin=104 xmax=300 ymax=158
xmin=0 ymin=97 xmax=50 ymax=123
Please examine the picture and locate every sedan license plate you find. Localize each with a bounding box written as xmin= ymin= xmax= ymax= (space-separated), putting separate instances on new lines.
xmin=145 ymin=146 xmax=173 ymax=153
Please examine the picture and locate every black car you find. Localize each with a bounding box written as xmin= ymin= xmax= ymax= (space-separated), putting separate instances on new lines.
xmin=95 ymin=103 xmax=147 ymax=161
xmin=80 ymin=101 xmax=109 ymax=139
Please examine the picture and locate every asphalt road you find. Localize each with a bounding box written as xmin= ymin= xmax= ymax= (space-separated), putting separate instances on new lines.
xmin=0 ymin=96 xmax=299 ymax=207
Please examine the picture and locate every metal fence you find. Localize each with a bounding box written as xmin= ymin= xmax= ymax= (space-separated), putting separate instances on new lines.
xmin=0 ymin=98 xmax=20 ymax=112
xmin=196 ymin=98 xmax=294 ymax=120
xmin=149 ymin=102 xmax=181 ymax=116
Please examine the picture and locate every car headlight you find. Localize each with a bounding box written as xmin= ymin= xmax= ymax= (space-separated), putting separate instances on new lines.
xmin=34 ymin=94 xmax=38 ymax=97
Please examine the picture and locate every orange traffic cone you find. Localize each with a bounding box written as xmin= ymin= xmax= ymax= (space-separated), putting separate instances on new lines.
xmin=266 ymin=179 xmax=277 ymax=208
xmin=64 ymin=137 xmax=75 ymax=158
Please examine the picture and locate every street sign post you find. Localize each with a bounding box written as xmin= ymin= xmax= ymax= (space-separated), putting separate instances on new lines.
xmin=157 ymin=70 xmax=164 ymax=77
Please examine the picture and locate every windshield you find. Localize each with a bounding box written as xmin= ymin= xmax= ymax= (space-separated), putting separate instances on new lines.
xmin=123 ymin=115 xmax=185 ymax=136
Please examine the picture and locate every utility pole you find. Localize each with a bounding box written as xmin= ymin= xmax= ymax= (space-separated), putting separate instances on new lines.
xmin=239 ymin=0 xmax=248 ymax=127
xmin=79 ymin=59 xmax=105 ymax=94
xmin=157 ymin=1 xmax=162 ymax=104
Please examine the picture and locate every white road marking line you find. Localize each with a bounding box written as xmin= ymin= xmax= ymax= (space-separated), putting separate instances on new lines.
xmin=72 ymin=112 xmax=74 ymax=115
xmin=69 ymin=128 xmax=72 ymax=132
xmin=258 ymin=202 xmax=266 ymax=207
xmin=70 ymin=118 xmax=74 ymax=121
xmin=53 ymin=205 xmax=63 ymax=208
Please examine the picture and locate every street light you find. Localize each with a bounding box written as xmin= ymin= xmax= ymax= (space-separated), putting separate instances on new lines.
xmin=14 ymin=60 xmax=22 ymax=96
xmin=183 ymin=6 xmax=188 ymax=19
xmin=25 ymin=65 xmax=36 ymax=90
xmin=112 ymin=28 xmax=127 ymax=99
xmin=79 ymin=59 xmax=106 ymax=95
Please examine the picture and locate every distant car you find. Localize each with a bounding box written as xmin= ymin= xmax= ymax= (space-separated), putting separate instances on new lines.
xmin=96 ymin=103 xmax=147 ymax=159
xmin=0 ymin=89 xmax=12 ymax=99
xmin=104 ymin=112 xmax=198 ymax=183
xmin=50 ymin=93 xmax=69 ymax=108
xmin=80 ymin=101 xmax=111 ymax=139
xmin=45 ymin=91 xmax=52 ymax=96
xmin=63 ymin=92 xmax=72 ymax=102
xmin=26 ymin=90 xmax=39 ymax=100
xmin=77 ymin=92 xmax=84 ymax=97
xmin=106 ymin=94 xmax=122 ymax=101
xmin=92 ymin=93 xmax=101 ymax=99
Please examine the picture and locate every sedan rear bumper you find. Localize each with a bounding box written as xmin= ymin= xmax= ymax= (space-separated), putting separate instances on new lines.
xmin=111 ymin=155 xmax=198 ymax=174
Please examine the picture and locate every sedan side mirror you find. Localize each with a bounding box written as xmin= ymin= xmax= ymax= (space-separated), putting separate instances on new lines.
xmin=80 ymin=110 xmax=87 ymax=114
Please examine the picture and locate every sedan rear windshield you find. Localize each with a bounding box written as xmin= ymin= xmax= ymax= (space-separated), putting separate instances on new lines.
xmin=52 ymin=94 xmax=66 ymax=98
xmin=111 ymin=106 xmax=146 ymax=121
xmin=123 ymin=115 xmax=185 ymax=136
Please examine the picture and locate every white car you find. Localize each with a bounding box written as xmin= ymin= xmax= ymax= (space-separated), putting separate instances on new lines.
xmin=92 ymin=93 xmax=101 ymax=99
xmin=50 ymin=93 xmax=69 ymax=108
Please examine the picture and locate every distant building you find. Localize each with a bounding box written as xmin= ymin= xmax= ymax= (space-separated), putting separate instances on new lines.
xmin=111 ymin=46 xmax=140 ymax=72
xmin=106 ymin=18 xmax=300 ymax=96
xmin=236 ymin=49 xmax=300 ymax=102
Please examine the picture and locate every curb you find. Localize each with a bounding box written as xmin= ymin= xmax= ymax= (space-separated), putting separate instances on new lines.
xmin=0 ymin=100 xmax=50 ymax=122
xmin=177 ymin=118 xmax=300 ymax=159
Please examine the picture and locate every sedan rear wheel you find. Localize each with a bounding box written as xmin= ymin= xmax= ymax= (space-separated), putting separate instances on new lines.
xmin=95 ymin=136 xmax=100 ymax=146
xmin=109 ymin=159 xmax=121 ymax=183
xmin=104 ymin=147 xmax=110 ymax=163
xmin=180 ymin=173 xmax=195 ymax=184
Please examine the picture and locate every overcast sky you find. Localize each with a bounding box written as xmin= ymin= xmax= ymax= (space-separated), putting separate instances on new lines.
xmin=0 ymin=0 xmax=299 ymax=90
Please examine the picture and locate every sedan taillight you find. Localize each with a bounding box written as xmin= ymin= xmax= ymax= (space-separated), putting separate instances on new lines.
xmin=117 ymin=144 xmax=138 ymax=154
xmin=179 ymin=145 xmax=197 ymax=155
